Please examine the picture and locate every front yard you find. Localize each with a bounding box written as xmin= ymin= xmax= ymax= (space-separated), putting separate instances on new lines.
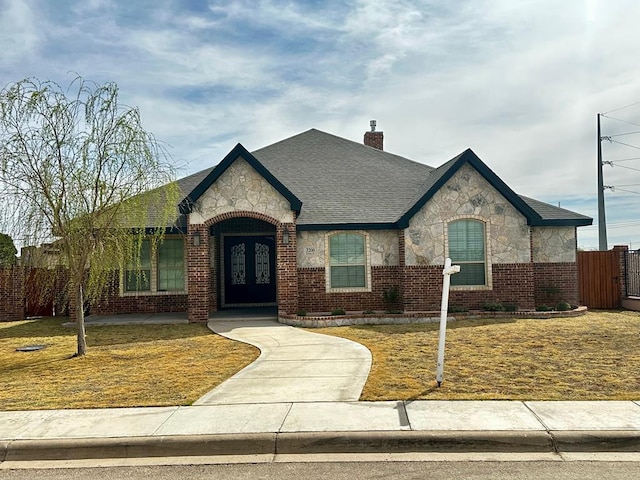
xmin=1 ymin=310 xmax=638 ymax=410
xmin=315 ymin=310 xmax=640 ymax=401
xmin=0 ymin=317 xmax=259 ymax=410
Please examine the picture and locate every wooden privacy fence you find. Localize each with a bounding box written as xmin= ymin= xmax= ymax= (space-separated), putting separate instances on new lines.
xmin=577 ymin=250 xmax=621 ymax=309
xmin=626 ymin=250 xmax=640 ymax=297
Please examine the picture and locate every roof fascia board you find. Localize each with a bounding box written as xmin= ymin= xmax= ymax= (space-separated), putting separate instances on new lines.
xmin=297 ymin=223 xmax=397 ymax=231
xmin=179 ymin=143 xmax=302 ymax=214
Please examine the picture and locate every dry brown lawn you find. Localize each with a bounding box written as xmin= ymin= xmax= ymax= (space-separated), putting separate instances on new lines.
xmin=314 ymin=310 xmax=640 ymax=401
xmin=0 ymin=317 xmax=258 ymax=410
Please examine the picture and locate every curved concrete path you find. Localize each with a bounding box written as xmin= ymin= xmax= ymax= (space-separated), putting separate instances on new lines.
xmin=195 ymin=319 xmax=372 ymax=405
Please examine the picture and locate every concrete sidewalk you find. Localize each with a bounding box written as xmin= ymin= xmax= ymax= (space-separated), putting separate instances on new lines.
xmin=1 ymin=401 xmax=639 ymax=463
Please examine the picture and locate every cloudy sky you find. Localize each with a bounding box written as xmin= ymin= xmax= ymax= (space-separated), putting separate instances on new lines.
xmin=2 ymin=0 xmax=639 ymax=249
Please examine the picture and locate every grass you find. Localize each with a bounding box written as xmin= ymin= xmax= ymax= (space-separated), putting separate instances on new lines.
xmin=0 ymin=317 xmax=259 ymax=410
xmin=2 ymin=311 xmax=639 ymax=410
xmin=314 ymin=310 xmax=640 ymax=401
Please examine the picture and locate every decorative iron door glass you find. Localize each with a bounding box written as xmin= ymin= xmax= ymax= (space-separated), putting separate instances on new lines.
xmin=224 ymin=235 xmax=276 ymax=304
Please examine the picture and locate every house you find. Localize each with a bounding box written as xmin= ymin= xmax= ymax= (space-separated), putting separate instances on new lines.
xmin=92 ymin=125 xmax=592 ymax=322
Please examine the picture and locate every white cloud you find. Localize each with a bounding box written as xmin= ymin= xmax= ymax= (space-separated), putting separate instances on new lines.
xmin=0 ymin=0 xmax=41 ymax=65
xmin=2 ymin=0 xmax=640 ymax=247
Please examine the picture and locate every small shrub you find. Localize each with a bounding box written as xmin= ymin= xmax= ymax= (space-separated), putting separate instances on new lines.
xmin=556 ymin=301 xmax=572 ymax=311
xmin=536 ymin=305 xmax=553 ymax=312
xmin=503 ymin=303 xmax=518 ymax=312
xmin=483 ymin=301 xmax=505 ymax=312
xmin=363 ymin=309 xmax=375 ymax=315
xmin=386 ymin=309 xmax=403 ymax=314
xmin=448 ymin=305 xmax=468 ymax=313
xmin=382 ymin=286 xmax=401 ymax=307
xmin=296 ymin=309 xmax=307 ymax=317
xmin=331 ymin=307 xmax=346 ymax=316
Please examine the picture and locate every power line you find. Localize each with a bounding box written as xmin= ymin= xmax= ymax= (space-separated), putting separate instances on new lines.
xmin=609 ymin=130 xmax=640 ymax=138
xmin=605 ymin=186 xmax=640 ymax=195
xmin=602 ymin=100 xmax=640 ymax=115
xmin=601 ymin=115 xmax=640 ymax=128
xmin=609 ymin=156 xmax=640 ymax=163
xmin=609 ymin=163 xmax=640 ymax=173
xmin=608 ymin=139 xmax=640 ymax=150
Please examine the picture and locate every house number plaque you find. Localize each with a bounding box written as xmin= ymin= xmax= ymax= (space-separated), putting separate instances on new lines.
xmin=305 ymin=247 xmax=316 ymax=255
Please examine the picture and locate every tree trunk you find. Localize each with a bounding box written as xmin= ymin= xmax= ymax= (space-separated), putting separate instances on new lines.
xmin=76 ymin=284 xmax=87 ymax=356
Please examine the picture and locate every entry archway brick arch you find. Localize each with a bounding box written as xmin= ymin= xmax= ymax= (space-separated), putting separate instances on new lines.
xmin=187 ymin=210 xmax=298 ymax=323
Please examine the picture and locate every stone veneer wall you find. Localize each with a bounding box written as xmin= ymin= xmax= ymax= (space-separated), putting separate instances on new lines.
xmin=189 ymin=156 xmax=294 ymax=225
xmin=531 ymin=227 xmax=576 ymax=263
xmin=405 ymin=164 xmax=531 ymax=266
xmin=297 ymin=230 xmax=399 ymax=268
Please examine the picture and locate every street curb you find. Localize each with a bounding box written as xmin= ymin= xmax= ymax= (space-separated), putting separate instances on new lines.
xmin=3 ymin=430 xmax=640 ymax=462
xmin=3 ymin=434 xmax=276 ymax=462
xmin=275 ymin=431 xmax=554 ymax=454
xmin=552 ymin=431 xmax=640 ymax=452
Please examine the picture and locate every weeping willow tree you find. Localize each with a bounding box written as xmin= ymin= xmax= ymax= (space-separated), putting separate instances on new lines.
xmin=0 ymin=77 xmax=180 ymax=356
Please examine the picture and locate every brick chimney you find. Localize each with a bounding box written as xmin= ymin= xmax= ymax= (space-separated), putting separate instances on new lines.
xmin=364 ymin=120 xmax=383 ymax=150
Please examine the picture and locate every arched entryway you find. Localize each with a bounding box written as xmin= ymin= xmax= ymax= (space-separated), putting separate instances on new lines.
xmin=211 ymin=217 xmax=277 ymax=308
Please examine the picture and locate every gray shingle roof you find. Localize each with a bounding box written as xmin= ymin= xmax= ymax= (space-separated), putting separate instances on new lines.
xmin=173 ymin=128 xmax=592 ymax=229
xmin=251 ymin=129 xmax=434 ymax=226
xmin=519 ymin=195 xmax=593 ymax=224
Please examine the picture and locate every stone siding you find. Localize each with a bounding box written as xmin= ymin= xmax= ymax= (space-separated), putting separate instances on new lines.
xmin=531 ymin=226 xmax=576 ymax=263
xmin=297 ymin=229 xmax=399 ymax=268
xmin=405 ymin=164 xmax=530 ymax=266
xmin=189 ymin=156 xmax=294 ymax=225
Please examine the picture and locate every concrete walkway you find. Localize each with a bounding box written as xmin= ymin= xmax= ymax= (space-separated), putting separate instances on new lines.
xmin=195 ymin=318 xmax=372 ymax=404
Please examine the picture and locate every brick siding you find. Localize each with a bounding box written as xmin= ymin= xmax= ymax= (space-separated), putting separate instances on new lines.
xmin=533 ymin=262 xmax=579 ymax=307
xmin=0 ymin=266 xmax=25 ymax=321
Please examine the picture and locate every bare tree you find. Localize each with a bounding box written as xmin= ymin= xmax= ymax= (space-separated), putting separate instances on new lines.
xmin=0 ymin=77 xmax=180 ymax=355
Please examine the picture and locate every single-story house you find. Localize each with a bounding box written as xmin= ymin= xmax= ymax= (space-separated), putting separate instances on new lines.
xmin=93 ymin=125 xmax=593 ymax=322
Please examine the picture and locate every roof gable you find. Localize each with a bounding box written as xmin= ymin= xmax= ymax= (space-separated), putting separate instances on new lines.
xmin=397 ymin=148 xmax=589 ymax=227
xmin=179 ymin=143 xmax=302 ymax=215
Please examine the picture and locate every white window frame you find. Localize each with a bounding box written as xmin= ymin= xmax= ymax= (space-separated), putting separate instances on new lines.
xmin=325 ymin=231 xmax=372 ymax=293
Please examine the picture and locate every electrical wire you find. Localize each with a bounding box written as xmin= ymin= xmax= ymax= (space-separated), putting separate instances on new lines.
xmin=610 ymin=163 xmax=640 ymax=173
xmin=608 ymin=139 xmax=640 ymax=150
xmin=601 ymin=115 xmax=640 ymax=128
xmin=609 ymin=156 xmax=640 ymax=163
xmin=609 ymin=130 xmax=640 ymax=138
xmin=602 ymin=100 xmax=640 ymax=115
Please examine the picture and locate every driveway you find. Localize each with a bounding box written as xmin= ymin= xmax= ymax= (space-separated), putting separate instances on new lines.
xmin=194 ymin=318 xmax=372 ymax=404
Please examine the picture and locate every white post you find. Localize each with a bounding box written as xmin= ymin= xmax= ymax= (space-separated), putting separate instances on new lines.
xmin=436 ymin=257 xmax=460 ymax=387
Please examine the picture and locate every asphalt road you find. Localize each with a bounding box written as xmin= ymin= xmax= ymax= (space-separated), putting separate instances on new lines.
xmin=2 ymin=461 xmax=640 ymax=479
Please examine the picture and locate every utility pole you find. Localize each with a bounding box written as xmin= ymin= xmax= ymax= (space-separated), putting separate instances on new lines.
xmin=597 ymin=113 xmax=608 ymax=251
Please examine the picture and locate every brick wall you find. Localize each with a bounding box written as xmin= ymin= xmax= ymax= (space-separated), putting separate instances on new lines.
xmin=277 ymin=222 xmax=298 ymax=314
xmin=0 ymin=266 xmax=25 ymax=321
xmin=297 ymin=266 xmax=401 ymax=312
xmin=91 ymin=271 xmax=188 ymax=315
xmin=187 ymin=223 xmax=210 ymax=323
xmin=533 ymin=262 xmax=579 ymax=307
xmin=403 ymin=263 xmax=535 ymax=311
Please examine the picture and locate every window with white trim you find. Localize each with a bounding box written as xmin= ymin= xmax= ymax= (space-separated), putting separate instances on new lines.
xmin=448 ymin=219 xmax=486 ymax=286
xmin=328 ymin=233 xmax=366 ymax=289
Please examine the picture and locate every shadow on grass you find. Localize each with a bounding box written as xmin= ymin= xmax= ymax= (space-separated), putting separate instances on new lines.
xmin=0 ymin=317 xmax=213 ymax=346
